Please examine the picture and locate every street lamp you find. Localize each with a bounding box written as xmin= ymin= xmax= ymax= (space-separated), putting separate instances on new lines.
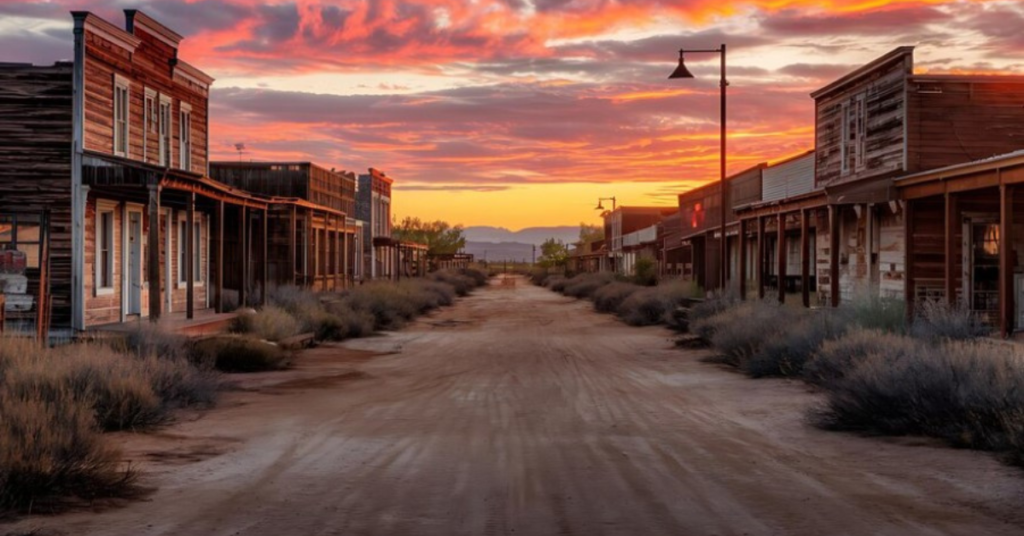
xmin=595 ymin=197 xmax=617 ymax=211
xmin=669 ymin=44 xmax=728 ymax=291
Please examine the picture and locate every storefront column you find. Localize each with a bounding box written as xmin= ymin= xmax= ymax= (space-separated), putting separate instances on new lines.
xmin=756 ymin=216 xmax=766 ymax=299
xmin=999 ymin=183 xmax=1014 ymax=337
xmin=800 ymin=209 xmax=810 ymax=308
xmin=738 ymin=218 xmax=747 ymax=300
xmin=147 ymin=185 xmax=162 ymax=321
xmin=186 ymin=192 xmax=195 ymax=320
xmin=215 ymin=200 xmax=224 ymax=313
xmin=944 ymin=192 xmax=958 ymax=306
xmin=239 ymin=206 xmax=248 ymax=308
xmin=829 ymin=205 xmax=841 ymax=307
xmin=777 ymin=212 xmax=787 ymax=304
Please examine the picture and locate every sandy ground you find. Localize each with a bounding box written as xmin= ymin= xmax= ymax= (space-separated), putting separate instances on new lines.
xmin=7 ymin=277 xmax=1024 ymax=536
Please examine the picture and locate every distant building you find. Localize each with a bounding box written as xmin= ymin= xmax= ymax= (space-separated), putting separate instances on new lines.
xmin=357 ymin=168 xmax=394 ymax=279
xmin=602 ymin=207 xmax=676 ymax=274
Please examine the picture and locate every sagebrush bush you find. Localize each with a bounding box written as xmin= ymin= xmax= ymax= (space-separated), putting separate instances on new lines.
xmin=193 ymin=336 xmax=290 ymax=373
xmin=0 ymin=388 xmax=134 ymax=513
xmin=561 ymin=273 xmax=615 ymax=299
xmin=427 ymin=270 xmax=475 ymax=296
xmin=547 ymin=275 xmax=568 ymax=292
xmin=910 ymin=300 xmax=988 ymax=343
xmin=803 ymin=329 xmax=918 ymax=387
xmin=344 ymin=282 xmax=420 ymax=330
xmin=699 ymin=300 xmax=800 ymax=367
xmin=744 ymin=310 xmax=846 ymax=378
xmin=323 ymin=301 xmax=376 ymax=339
xmin=689 ymin=290 xmax=742 ymax=340
xmin=592 ymin=282 xmax=641 ymax=313
xmin=632 ymin=258 xmax=658 ymax=287
xmin=529 ymin=267 xmax=551 ymax=286
xmin=617 ymin=287 xmax=671 ymax=326
xmin=813 ymin=339 xmax=1024 ymax=455
xmin=838 ymin=295 xmax=907 ymax=334
xmin=233 ymin=305 xmax=303 ymax=342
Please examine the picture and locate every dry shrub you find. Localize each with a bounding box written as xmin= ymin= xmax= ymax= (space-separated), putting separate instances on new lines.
xmin=910 ymin=300 xmax=988 ymax=343
xmin=592 ymin=282 xmax=641 ymax=313
xmin=561 ymin=273 xmax=615 ymax=299
xmin=193 ymin=336 xmax=290 ymax=373
xmin=547 ymin=275 xmax=568 ymax=291
xmin=812 ymin=339 xmax=1024 ymax=456
xmin=697 ymin=300 xmax=800 ymax=367
xmin=427 ymin=270 xmax=475 ymax=296
xmin=233 ymin=305 xmax=303 ymax=342
xmin=529 ymin=267 xmax=551 ymax=286
xmin=744 ymin=310 xmax=846 ymax=378
xmin=344 ymin=282 xmax=420 ymax=330
xmin=0 ymin=388 xmax=135 ymax=514
xmin=838 ymin=295 xmax=907 ymax=334
xmin=323 ymin=301 xmax=376 ymax=339
xmin=803 ymin=329 xmax=918 ymax=387
xmin=689 ymin=290 xmax=742 ymax=340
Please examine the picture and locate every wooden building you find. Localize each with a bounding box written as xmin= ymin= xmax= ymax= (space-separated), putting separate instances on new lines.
xmin=210 ymin=162 xmax=361 ymax=291
xmin=603 ymin=206 xmax=675 ymax=274
xmin=0 ymin=11 xmax=276 ymax=337
xmin=358 ymin=168 xmax=396 ymax=279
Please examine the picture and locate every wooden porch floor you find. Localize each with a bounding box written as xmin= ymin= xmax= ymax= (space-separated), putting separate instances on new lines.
xmin=87 ymin=309 xmax=239 ymax=338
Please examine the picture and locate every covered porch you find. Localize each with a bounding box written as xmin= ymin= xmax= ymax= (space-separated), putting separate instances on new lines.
xmin=81 ymin=152 xmax=270 ymax=330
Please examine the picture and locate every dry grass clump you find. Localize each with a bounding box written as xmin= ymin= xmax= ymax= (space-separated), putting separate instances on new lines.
xmin=0 ymin=333 xmax=219 ymax=514
xmin=192 ymin=336 xmax=290 ymax=373
xmin=617 ymin=280 xmax=703 ymax=327
xmin=427 ymin=270 xmax=476 ymax=296
xmin=743 ymin=310 xmax=847 ymax=378
xmin=233 ymin=305 xmax=303 ymax=342
xmin=910 ymin=299 xmax=988 ymax=343
xmin=802 ymin=329 xmax=918 ymax=387
xmin=592 ymin=282 xmax=641 ymax=313
xmin=0 ymin=388 xmax=135 ymax=514
xmin=561 ymin=273 xmax=615 ymax=299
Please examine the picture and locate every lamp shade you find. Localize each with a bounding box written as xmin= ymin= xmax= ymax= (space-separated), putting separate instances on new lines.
xmin=595 ymin=201 xmax=605 ymax=210
xmin=668 ymin=50 xmax=695 ymax=79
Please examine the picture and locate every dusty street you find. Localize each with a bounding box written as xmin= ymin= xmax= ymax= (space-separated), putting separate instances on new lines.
xmin=9 ymin=278 xmax=1024 ymax=536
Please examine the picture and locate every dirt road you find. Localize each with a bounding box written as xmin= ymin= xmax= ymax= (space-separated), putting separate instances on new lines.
xmin=10 ymin=278 xmax=1024 ymax=536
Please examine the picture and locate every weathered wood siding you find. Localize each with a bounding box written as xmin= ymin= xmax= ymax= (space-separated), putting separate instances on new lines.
xmin=763 ymin=153 xmax=816 ymax=202
xmin=0 ymin=64 xmax=74 ymax=330
xmin=907 ymin=78 xmax=1024 ymax=173
xmin=211 ymin=163 xmax=354 ymax=215
xmin=815 ymin=53 xmax=911 ymax=188
xmin=81 ymin=17 xmax=209 ymax=174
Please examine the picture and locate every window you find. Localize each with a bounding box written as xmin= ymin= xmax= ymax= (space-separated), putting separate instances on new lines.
xmin=113 ymin=76 xmax=130 ymax=157
xmin=179 ymin=103 xmax=192 ymax=171
xmin=177 ymin=216 xmax=203 ymax=284
xmin=159 ymin=96 xmax=172 ymax=167
xmin=144 ymin=89 xmax=156 ymax=162
xmin=97 ymin=209 xmax=114 ymax=290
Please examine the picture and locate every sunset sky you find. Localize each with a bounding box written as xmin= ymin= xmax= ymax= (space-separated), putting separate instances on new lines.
xmin=2 ymin=1 xmax=1022 ymax=229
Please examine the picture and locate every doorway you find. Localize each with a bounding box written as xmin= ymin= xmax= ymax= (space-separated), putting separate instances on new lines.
xmin=963 ymin=216 xmax=999 ymax=323
xmin=127 ymin=211 xmax=142 ymax=315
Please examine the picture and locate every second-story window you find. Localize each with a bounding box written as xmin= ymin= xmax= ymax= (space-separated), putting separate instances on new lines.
xmin=159 ymin=96 xmax=172 ymax=167
xmin=179 ymin=103 xmax=192 ymax=171
xmin=144 ymin=89 xmax=156 ymax=163
xmin=113 ymin=76 xmax=130 ymax=157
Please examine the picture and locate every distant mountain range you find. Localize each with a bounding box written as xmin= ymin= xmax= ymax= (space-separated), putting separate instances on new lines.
xmin=462 ymin=226 xmax=580 ymax=246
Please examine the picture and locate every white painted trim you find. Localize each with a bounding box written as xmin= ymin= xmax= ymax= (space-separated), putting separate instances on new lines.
xmin=164 ymin=208 xmax=173 ymax=313
xmin=123 ymin=204 xmax=144 ymax=317
xmin=94 ymin=199 xmax=118 ymax=295
xmin=112 ymin=75 xmax=131 ymax=158
xmin=158 ymin=94 xmax=172 ymax=167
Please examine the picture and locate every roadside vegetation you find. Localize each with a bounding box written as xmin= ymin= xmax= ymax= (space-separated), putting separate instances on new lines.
xmin=531 ymin=268 xmax=702 ymax=328
xmin=0 ymin=268 xmax=488 ymax=516
xmin=689 ymin=295 xmax=1024 ymax=466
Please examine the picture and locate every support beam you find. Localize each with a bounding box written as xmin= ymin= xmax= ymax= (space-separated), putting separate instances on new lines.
xmin=1000 ymin=183 xmax=1014 ymax=337
xmin=261 ymin=208 xmax=269 ymax=306
xmin=829 ymin=205 xmax=841 ymax=308
xmin=239 ymin=206 xmax=248 ymax=308
xmin=756 ymin=216 xmax=766 ymax=300
xmin=738 ymin=218 xmax=747 ymax=300
xmin=290 ymin=205 xmax=298 ymax=286
xmin=801 ymin=209 xmax=810 ymax=308
xmin=215 ymin=200 xmax=224 ymax=313
xmin=777 ymin=212 xmax=787 ymax=304
xmin=944 ymin=192 xmax=958 ymax=306
xmin=186 ymin=192 xmax=195 ymax=320
xmin=905 ymin=201 xmax=915 ymax=321
xmin=147 ymin=185 xmax=162 ymax=321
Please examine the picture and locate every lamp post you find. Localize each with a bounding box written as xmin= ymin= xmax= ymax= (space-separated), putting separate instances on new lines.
xmin=595 ymin=197 xmax=616 ymax=211
xmin=669 ymin=44 xmax=728 ymax=291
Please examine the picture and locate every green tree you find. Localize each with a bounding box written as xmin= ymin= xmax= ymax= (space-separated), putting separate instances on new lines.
xmin=579 ymin=223 xmax=604 ymax=244
xmin=538 ymin=238 xmax=570 ymax=268
xmin=392 ymin=217 xmax=466 ymax=255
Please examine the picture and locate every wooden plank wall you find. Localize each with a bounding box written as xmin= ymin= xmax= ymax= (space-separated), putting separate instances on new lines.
xmin=83 ymin=24 xmax=209 ymax=174
xmin=815 ymin=57 xmax=909 ymax=188
xmin=0 ymin=64 xmax=74 ymax=330
xmin=907 ymin=80 xmax=1024 ymax=173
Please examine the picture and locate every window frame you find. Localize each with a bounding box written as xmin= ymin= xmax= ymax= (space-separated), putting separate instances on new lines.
xmin=95 ymin=201 xmax=117 ymax=295
xmin=179 ymin=102 xmax=192 ymax=171
xmin=113 ymin=75 xmax=131 ymax=158
xmin=159 ymin=95 xmax=172 ymax=167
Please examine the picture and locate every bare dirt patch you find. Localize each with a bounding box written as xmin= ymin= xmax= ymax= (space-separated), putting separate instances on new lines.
xmin=6 ymin=276 xmax=1024 ymax=535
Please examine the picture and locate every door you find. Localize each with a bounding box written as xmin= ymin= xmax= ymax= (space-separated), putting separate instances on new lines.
xmin=128 ymin=212 xmax=142 ymax=315
xmin=964 ymin=217 xmax=999 ymax=322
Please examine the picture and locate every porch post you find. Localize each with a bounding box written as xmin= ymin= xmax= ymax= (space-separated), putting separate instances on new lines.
xmin=215 ymin=200 xmax=224 ymax=313
xmin=904 ymin=201 xmax=915 ymax=321
xmin=801 ymin=208 xmax=810 ymax=308
xmin=756 ymin=216 xmax=766 ymax=300
xmin=239 ymin=205 xmax=248 ymax=308
xmin=738 ymin=218 xmax=747 ymax=300
xmin=290 ymin=205 xmax=298 ymax=286
xmin=147 ymin=184 xmax=162 ymax=321
xmin=261 ymin=207 xmax=269 ymax=306
xmin=944 ymin=192 xmax=957 ymax=306
xmin=186 ymin=192 xmax=195 ymax=320
xmin=777 ymin=212 xmax=787 ymax=304
xmin=1000 ymin=183 xmax=1014 ymax=337
xmin=829 ymin=205 xmax=841 ymax=308
xmin=343 ymin=228 xmax=350 ymax=288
